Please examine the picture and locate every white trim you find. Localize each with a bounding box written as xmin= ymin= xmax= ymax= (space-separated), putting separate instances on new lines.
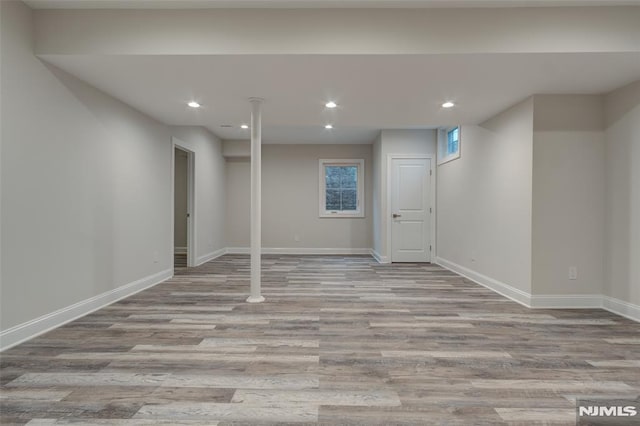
xmin=386 ymin=154 xmax=436 ymax=263
xmin=3 ymin=254 xmax=636 ymax=352
xmin=370 ymin=249 xmax=390 ymax=264
xmin=195 ymin=247 xmax=227 ymax=266
xmin=265 ymin=248 xmax=371 ymax=255
xmin=226 ymin=247 xmax=372 ymax=256
xmin=603 ymin=296 xmax=640 ymax=323
xmin=0 ymin=269 xmax=172 ymax=352
xmin=435 ymin=256 xmax=639 ymax=323
xmin=435 ymin=256 xmax=532 ymax=307
xmin=226 ymin=247 xmax=251 ymax=255
xmin=318 ymin=159 xmax=365 ymax=218
xmin=531 ymin=295 xmax=639 ymax=322
xmin=530 ymin=294 xmax=602 ymax=309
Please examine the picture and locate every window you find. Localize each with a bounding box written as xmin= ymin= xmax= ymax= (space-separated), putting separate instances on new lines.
xmin=447 ymin=127 xmax=459 ymax=155
xmin=319 ymin=159 xmax=364 ymax=218
xmin=437 ymin=126 xmax=461 ymax=165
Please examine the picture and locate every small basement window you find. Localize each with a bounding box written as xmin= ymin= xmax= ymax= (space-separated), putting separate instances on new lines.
xmin=319 ymin=159 xmax=364 ymax=218
xmin=438 ymin=126 xmax=461 ymax=165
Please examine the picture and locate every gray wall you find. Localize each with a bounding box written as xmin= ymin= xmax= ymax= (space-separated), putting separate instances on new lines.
xmin=1 ymin=0 xmax=172 ymax=330
xmin=225 ymin=144 xmax=372 ymax=250
xmin=0 ymin=1 xmax=228 ymax=336
xmin=531 ymin=95 xmax=606 ymax=296
xmin=436 ymin=89 xmax=639 ymax=311
xmin=604 ymin=81 xmax=640 ymax=307
xmin=174 ymin=149 xmax=188 ymax=249
xmin=437 ymin=98 xmax=534 ymax=294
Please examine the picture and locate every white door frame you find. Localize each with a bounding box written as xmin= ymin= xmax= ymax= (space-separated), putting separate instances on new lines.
xmin=386 ymin=154 xmax=436 ymax=263
xmin=172 ymin=137 xmax=196 ymax=268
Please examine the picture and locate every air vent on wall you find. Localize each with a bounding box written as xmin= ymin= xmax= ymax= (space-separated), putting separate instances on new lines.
xmin=220 ymin=124 xmax=233 ymax=128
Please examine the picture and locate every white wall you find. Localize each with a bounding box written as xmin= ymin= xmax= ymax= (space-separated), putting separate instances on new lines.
xmin=170 ymin=126 xmax=226 ymax=262
xmin=174 ymin=148 xmax=188 ymax=249
xmin=225 ymin=144 xmax=372 ymax=250
xmin=531 ymin=95 xmax=605 ymax=296
xmin=437 ymin=98 xmax=534 ymax=294
xmin=372 ymin=129 xmax=437 ymax=261
xmin=1 ymin=0 xmax=172 ymax=332
xmin=604 ymin=81 xmax=640 ymax=307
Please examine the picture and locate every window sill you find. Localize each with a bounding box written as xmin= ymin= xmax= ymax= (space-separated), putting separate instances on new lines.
xmin=319 ymin=212 xmax=365 ymax=219
xmin=437 ymin=152 xmax=460 ymax=166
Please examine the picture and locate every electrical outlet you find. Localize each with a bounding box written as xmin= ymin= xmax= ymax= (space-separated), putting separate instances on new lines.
xmin=294 ymin=234 xmax=301 ymax=242
xmin=153 ymin=251 xmax=159 ymax=264
xmin=569 ymin=266 xmax=577 ymax=280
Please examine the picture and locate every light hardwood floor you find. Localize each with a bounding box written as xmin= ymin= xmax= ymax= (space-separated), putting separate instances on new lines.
xmin=1 ymin=255 xmax=639 ymax=425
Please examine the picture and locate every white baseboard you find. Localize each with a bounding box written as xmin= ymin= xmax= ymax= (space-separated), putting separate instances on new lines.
xmin=225 ymin=247 xmax=250 ymax=254
xmin=435 ymin=257 xmax=532 ymax=307
xmin=5 ymin=254 xmax=633 ymax=353
xmin=264 ymin=247 xmax=371 ymax=255
xmin=529 ymin=294 xmax=603 ymax=309
xmin=226 ymin=247 xmax=372 ymax=256
xmin=370 ymin=249 xmax=390 ymax=264
xmin=531 ymin=295 xmax=640 ymax=322
xmin=603 ymin=296 xmax=640 ymax=322
xmin=435 ymin=257 xmax=639 ymax=323
xmin=195 ymin=247 xmax=227 ymax=266
xmin=174 ymin=246 xmax=187 ymax=254
xmin=0 ymin=268 xmax=173 ymax=352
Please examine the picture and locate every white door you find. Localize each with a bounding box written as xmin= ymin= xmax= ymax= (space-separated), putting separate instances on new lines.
xmin=390 ymin=158 xmax=431 ymax=262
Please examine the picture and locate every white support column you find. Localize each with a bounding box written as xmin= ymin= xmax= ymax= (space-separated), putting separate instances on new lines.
xmin=247 ymin=98 xmax=265 ymax=303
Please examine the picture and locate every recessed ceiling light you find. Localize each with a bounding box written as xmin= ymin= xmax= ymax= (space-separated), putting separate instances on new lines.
xmin=325 ymin=124 xmax=333 ymax=129
xmin=325 ymin=101 xmax=337 ymax=108
xmin=442 ymin=101 xmax=455 ymax=108
xmin=187 ymin=101 xmax=201 ymax=108
xmin=240 ymin=124 xmax=249 ymax=129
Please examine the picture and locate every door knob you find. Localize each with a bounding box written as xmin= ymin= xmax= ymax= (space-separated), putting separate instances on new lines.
xmin=392 ymin=213 xmax=402 ymax=218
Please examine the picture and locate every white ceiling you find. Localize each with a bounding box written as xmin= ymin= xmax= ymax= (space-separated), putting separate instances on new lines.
xmin=24 ymin=0 xmax=640 ymax=8
xmin=40 ymin=53 xmax=640 ymax=143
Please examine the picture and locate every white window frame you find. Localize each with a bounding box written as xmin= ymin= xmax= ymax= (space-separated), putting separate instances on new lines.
xmin=319 ymin=159 xmax=365 ymax=218
xmin=437 ymin=126 xmax=461 ymax=165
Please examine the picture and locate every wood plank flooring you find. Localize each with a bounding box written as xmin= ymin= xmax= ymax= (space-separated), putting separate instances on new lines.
xmin=1 ymin=255 xmax=639 ymax=425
